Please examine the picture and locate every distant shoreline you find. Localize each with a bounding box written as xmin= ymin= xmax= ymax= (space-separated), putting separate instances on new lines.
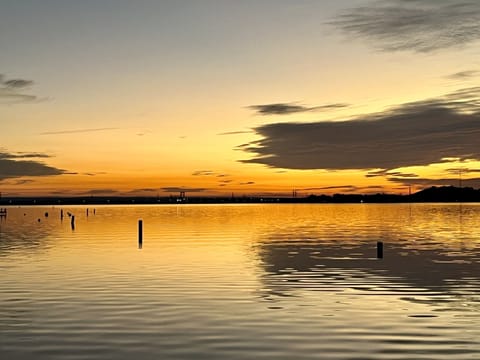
xmin=1 ymin=186 xmax=480 ymax=205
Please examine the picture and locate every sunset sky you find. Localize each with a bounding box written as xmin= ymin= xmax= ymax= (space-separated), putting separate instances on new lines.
xmin=2 ymin=0 xmax=480 ymax=197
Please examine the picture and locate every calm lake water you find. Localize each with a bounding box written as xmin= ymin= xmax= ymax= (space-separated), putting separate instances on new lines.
xmin=0 ymin=204 xmax=479 ymax=359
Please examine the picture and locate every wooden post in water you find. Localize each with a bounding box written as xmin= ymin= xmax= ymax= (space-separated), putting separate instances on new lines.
xmin=60 ymin=209 xmax=64 ymax=220
xmin=377 ymin=241 xmax=383 ymax=259
xmin=86 ymin=208 xmax=89 ymax=217
xmin=138 ymin=219 xmax=143 ymax=248
xmin=71 ymin=215 xmax=75 ymax=230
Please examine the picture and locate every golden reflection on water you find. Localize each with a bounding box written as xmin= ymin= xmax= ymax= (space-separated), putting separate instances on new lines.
xmin=0 ymin=204 xmax=479 ymax=359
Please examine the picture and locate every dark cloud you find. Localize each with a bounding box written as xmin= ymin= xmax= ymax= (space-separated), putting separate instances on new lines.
xmin=366 ymin=170 xmax=419 ymax=178
xmin=192 ymin=170 xmax=214 ymax=176
xmin=0 ymin=151 xmax=50 ymax=159
xmin=447 ymin=70 xmax=479 ymax=80
xmin=303 ymin=185 xmax=357 ymax=191
xmin=389 ymin=177 xmax=480 ymax=188
xmin=3 ymin=79 xmax=34 ymax=89
xmin=161 ymin=187 xmax=207 ymax=193
xmin=83 ymin=172 xmax=107 ymax=176
xmin=249 ymin=102 xmax=349 ymax=116
xmin=241 ymin=87 xmax=480 ymax=172
xmin=445 ymin=167 xmax=480 ymax=174
xmin=40 ymin=127 xmax=119 ymax=135
xmin=0 ymin=151 xmax=67 ymax=181
xmin=332 ymin=0 xmax=480 ymax=52
xmin=217 ymin=130 xmax=253 ymax=135
xmin=0 ymin=74 xmax=37 ymax=103
xmin=239 ymin=181 xmax=255 ymax=185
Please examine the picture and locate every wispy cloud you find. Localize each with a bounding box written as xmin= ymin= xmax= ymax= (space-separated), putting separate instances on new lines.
xmin=0 ymin=150 xmax=67 ymax=181
xmin=0 ymin=151 xmax=51 ymax=159
xmin=82 ymin=172 xmax=107 ymax=176
xmin=366 ymin=170 xmax=419 ymax=178
xmin=332 ymin=0 xmax=480 ymax=52
xmin=0 ymin=74 xmax=38 ymax=104
xmin=3 ymin=79 xmax=34 ymax=88
xmin=192 ymin=170 xmax=215 ymax=176
xmin=130 ymin=188 xmax=158 ymax=193
xmin=241 ymin=87 xmax=480 ymax=172
xmin=248 ymin=102 xmax=349 ymax=116
xmin=40 ymin=127 xmax=119 ymax=135
xmin=161 ymin=187 xmax=207 ymax=193
xmin=446 ymin=70 xmax=479 ymax=80
xmin=303 ymin=185 xmax=357 ymax=191
xmin=217 ymin=130 xmax=252 ymax=136
xmin=389 ymin=177 xmax=480 ymax=188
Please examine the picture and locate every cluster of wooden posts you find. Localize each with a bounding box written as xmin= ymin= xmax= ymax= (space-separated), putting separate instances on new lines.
xmin=3 ymin=208 xmax=385 ymax=257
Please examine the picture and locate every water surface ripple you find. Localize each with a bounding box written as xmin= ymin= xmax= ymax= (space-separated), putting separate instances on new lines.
xmin=0 ymin=204 xmax=479 ymax=359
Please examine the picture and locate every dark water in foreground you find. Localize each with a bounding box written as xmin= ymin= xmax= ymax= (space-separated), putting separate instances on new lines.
xmin=0 ymin=204 xmax=479 ymax=359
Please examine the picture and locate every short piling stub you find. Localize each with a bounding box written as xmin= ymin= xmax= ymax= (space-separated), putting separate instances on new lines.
xmin=377 ymin=241 xmax=384 ymax=259
xmin=138 ymin=219 xmax=143 ymax=248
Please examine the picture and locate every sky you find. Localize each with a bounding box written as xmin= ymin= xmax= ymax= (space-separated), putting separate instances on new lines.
xmin=1 ymin=0 xmax=480 ymax=197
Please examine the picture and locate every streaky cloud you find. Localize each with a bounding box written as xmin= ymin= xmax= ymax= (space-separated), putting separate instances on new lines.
xmin=192 ymin=170 xmax=215 ymax=176
xmin=249 ymin=102 xmax=349 ymax=116
xmin=40 ymin=127 xmax=119 ymax=135
xmin=303 ymin=185 xmax=357 ymax=191
xmin=332 ymin=0 xmax=480 ymax=53
xmin=0 ymin=74 xmax=38 ymax=104
xmin=447 ymin=70 xmax=479 ymax=80
xmin=389 ymin=177 xmax=480 ymax=188
xmin=446 ymin=167 xmax=480 ymax=174
xmin=366 ymin=170 xmax=419 ymax=178
xmin=217 ymin=130 xmax=252 ymax=135
xmin=0 ymin=151 xmax=51 ymax=159
xmin=3 ymin=79 xmax=34 ymax=88
xmin=240 ymin=87 xmax=480 ymax=172
xmin=161 ymin=187 xmax=207 ymax=193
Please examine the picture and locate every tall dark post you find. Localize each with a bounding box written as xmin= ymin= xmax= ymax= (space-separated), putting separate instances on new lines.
xmin=60 ymin=209 xmax=64 ymax=220
xmin=86 ymin=208 xmax=89 ymax=217
xmin=377 ymin=241 xmax=383 ymax=259
xmin=138 ymin=219 xmax=143 ymax=248
xmin=71 ymin=215 xmax=75 ymax=230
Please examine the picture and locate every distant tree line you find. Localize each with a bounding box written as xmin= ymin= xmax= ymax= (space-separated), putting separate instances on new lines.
xmin=1 ymin=186 xmax=480 ymax=205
